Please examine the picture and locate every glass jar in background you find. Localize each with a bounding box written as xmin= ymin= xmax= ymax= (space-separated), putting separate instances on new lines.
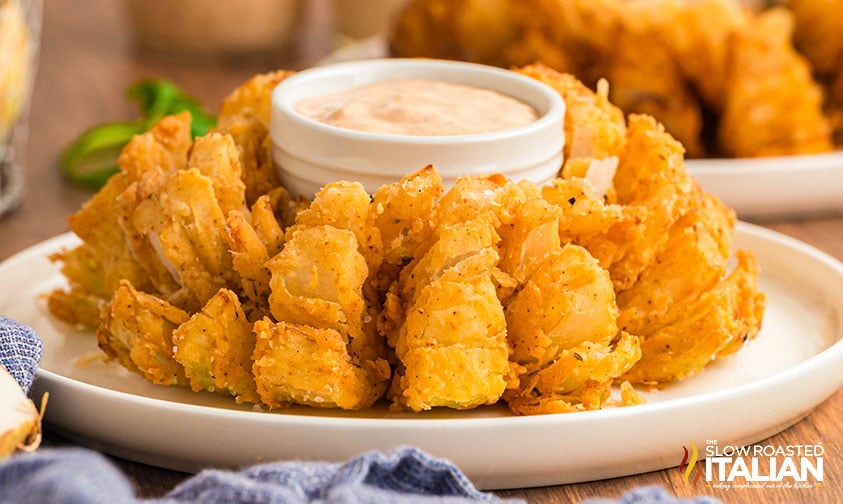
xmin=333 ymin=0 xmax=408 ymax=40
xmin=0 ymin=0 xmax=41 ymax=216
xmin=124 ymin=0 xmax=303 ymax=58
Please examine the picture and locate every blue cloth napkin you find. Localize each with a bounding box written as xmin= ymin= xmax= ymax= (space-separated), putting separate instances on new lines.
xmin=0 ymin=314 xmax=43 ymax=393
xmin=0 ymin=315 xmax=720 ymax=504
xmin=0 ymin=447 xmax=719 ymax=504
xmin=0 ymin=446 xmax=519 ymax=504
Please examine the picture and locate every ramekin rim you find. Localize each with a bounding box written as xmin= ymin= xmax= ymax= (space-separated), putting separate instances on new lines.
xmin=270 ymin=58 xmax=565 ymax=146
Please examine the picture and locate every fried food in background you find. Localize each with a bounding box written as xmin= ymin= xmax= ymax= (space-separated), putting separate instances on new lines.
xmin=603 ymin=1 xmax=707 ymax=158
xmin=388 ymin=0 xmax=519 ymax=68
xmin=48 ymin=67 xmax=765 ymax=415
xmin=786 ymin=0 xmax=843 ymax=145
xmin=717 ymin=7 xmax=832 ymax=157
xmin=389 ymin=0 xmax=838 ymax=158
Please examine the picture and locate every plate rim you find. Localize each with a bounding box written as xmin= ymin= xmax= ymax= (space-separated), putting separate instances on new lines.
xmin=685 ymin=150 xmax=843 ymax=174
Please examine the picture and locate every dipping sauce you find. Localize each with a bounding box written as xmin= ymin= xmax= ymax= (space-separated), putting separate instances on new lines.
xmin=294 ymin=79 xmax=539 ymax=136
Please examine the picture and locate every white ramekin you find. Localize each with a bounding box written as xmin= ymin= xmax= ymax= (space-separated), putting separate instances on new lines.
xmin=270 ymin=58 xmax=566 ymax=197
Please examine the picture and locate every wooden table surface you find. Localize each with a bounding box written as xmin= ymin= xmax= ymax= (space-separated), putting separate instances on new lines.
xmin=2 ymin=1 xmax=842 ymax=502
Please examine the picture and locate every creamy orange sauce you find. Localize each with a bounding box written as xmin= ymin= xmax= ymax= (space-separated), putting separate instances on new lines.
xmin=294 ymin=79 xmax=539 ymax=136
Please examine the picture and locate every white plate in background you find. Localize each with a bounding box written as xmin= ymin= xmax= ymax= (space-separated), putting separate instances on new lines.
xmin=686 ymin=153 xmax=843 ymax=221
xmin=2 ymin=223 xmax=842 ymax=489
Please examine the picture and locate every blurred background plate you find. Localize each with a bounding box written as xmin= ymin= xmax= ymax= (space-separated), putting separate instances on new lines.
xmin=686 ymin=152 xmax=843 ymax=221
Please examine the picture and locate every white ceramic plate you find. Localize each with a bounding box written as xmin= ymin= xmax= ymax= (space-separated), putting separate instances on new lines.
xmin=321 ymin=37 xmax=843 ymax=221
xmin=686 ymin=153 xmax=843 ymax=221
xmin=2 ymin=224 xmax=842 ymax=490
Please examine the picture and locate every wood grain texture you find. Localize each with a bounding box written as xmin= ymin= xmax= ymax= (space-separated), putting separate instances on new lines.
xmin=2 ymin=0 xmax=841 ymax=501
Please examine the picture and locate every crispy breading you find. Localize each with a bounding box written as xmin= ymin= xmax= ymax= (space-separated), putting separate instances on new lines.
xmin=255 ymin=187 xmax=297 ymax=249
xmin=292 ymin=181 xmax=382 ymax=273
xmin=391 ymin=248 xmax=512 ymax=411
xmin=381 ymin=211 xmax=499 ymax=347
xmin=394 ymin=345 xmax=510 ymax=411
xmin=252 ymin=318 xmax=390 ymax=410
xmin=225 ymin=189 xmax=293 ymax=315
xmin=111 ymin=115 xmax=249 ymax=310
xmin=66 ymin=174 xmax=151 ymax=294
xmin=98 ymin=280 xmax=189 ymax=386
xmin=670 ymin=0 xmax=750 ymax=110
xmin=226 ymin=209 xmax=272 ymax=312
xmin=172 ymin=288 xmax=258 ymax=403
xmin=47 ymin=244 xmax=107 ymax=327
xmin=497 ymin=196 xmax=562 ymax=285
xmin=48 ymin=173 xmax=154 ymax=326
xmin=789 ymin=0 xmax=843 ymax=143
xmin=608 ymin=114 xmax=695 ymax=291
xmin=787 ymin=0 xmax=843 ymax=80
xmin=505 ymin=331 xmax=641 ymax=414
xmin=208 ymin=295 xmax=260 ymax=403
xmin=186 ymin=132 xmax=248 ymax=216
xmin=129 ymin=167 xmax=239 ymax=311
xmin=499 ymin=193 xmax=632 ymax=415
xmin=622 ymin=250 xmax=765 ymax=383
xmin=258 ymin=217 xmax=392 ymax=409
xmin=218 ymin=117 xmax=279 ymax=205
xmin=267 ymin=225 xmax=367 ymax=335
xmin=113 ymin=168 xmax=184 ymax=301
xmin=365 ymin=166 xmax=444 ymax=299
xmin=117 ymin=111 xmax=192 ymax=182
xmin=396 ymin=212 xmax=500 ymax=311
xmin=505 ymin=0 xmax=623 ymax=80
xmin=617 ymin=189 xmax=734 ymax=336
xmin=215 ymin=71 xmax=293 ymax=203
xmin=217 ymin=70 xmax=295 ymax=130
xmin=540 ymin=177 xmax=642 ymax=270
xmin=431 ymin=174 xmax=537 ymax=233
xmin=368 ymin=165 xmax=443 ymax=268
xmin=378 ymin=182 xmax=519 ymax=411
xmin=505 ymin=244 xmax=620 ymax=370
xmin=518 ymin=64 xmax=627 ymax=162
xmin=714 ymin=251 xmax=766 ymax=359
xmin=50 ymin=113 xmax=246 ymax=327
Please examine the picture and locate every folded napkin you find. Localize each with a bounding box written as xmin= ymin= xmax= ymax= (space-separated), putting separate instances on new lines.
xmin=0 ymin=315 xmax=720 ymax=504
